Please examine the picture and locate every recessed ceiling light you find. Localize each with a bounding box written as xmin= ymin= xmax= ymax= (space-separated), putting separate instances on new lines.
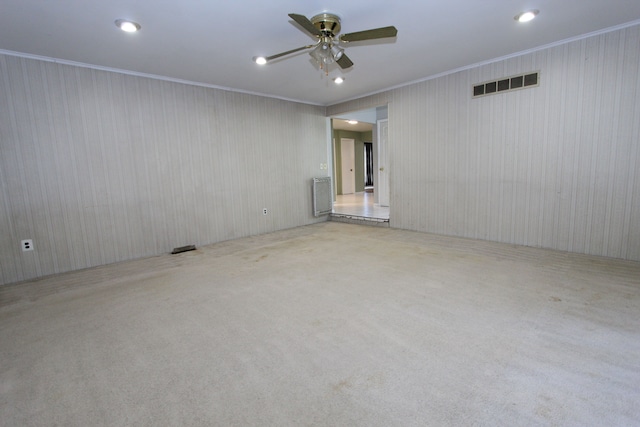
xmin=347 ymin=120 xmax=358 ymax=125
xmin=514 ymin=10 xmax=539 ymax=23
xmin=333 ymin=77 xmax=344 ymax=84
xmin=254 ymin=56 xmax=267 ymax=65
xmin=115 ymin=19 xmax=141 ymax=32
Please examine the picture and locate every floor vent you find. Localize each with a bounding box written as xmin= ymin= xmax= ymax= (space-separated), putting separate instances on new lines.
xmin=473 ymin=72 xmax=539 ymax=98
xmin=313 ymin=177 xmax=332 ymax=216
xmin=171 ymin=245 xmax=196 ymax=254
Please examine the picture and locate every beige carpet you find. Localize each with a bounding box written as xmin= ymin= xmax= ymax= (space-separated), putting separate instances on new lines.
xmin=1 ymin=222 xmax=639 ymax=426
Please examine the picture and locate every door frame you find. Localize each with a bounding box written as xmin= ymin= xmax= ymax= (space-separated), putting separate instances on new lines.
xmin=377 ymin=119 xmax=389 ymax=207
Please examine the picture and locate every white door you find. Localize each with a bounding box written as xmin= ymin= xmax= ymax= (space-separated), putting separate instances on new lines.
xmin=340 ymin=138 xmax=355 ymax=194
xmin=377 ymin=119 xmax=389 ymax=206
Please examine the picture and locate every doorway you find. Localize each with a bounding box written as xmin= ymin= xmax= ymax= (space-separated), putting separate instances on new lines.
xmin=330 ymin=106 xmax=390 ymax=221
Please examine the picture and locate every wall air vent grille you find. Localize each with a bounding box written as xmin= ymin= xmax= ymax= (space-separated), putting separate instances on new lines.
xmin=473 ymin=72 xmax=539 ymax=98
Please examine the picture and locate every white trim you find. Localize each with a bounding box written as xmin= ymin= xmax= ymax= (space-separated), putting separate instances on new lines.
xmin=2 ymin=19 xmax=639 ymax=108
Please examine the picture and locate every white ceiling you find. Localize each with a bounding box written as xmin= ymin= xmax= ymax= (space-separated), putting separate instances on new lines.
xmin=333 ymin=109 xmax=376 ymax=131
xmin=332 ymin=119 xmax=374 ymax=133
xmin=2 ymin=1 xmax=640 ymax=106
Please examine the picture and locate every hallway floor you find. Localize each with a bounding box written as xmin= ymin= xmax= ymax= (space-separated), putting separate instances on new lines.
xmin=332 ymin=191 xmax=389 ymax=220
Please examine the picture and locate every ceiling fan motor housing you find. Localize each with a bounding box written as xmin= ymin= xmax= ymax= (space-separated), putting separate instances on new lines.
xmin=311 ymin=13 xmax=341 ymax=36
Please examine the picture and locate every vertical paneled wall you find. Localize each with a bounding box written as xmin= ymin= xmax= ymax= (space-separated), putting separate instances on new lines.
xmin=328 ymin=24 xmax=640 ymax=261
xmin=0 ymin=55 xmax=328 ymax=285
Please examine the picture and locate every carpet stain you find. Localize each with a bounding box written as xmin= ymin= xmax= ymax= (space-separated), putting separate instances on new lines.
xmin=549 ymin=296 xmax=562 ymax=302
xmin=535 ymin=394 xmax=564 ymax=420
xmin=331 ymin=372 xmax=385 ymax=394
xmin=332 ymin=378 xmax=353 ymax=393
xmin=365 ymin=372 xmax=386 ymax=388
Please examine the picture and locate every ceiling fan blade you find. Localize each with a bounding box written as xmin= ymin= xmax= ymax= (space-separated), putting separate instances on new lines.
xmin=336 ymin=53 xmax=354 ymax=69
xmin=340 ymin=26 xmax=398 ymax=42
xmin=264 ymin=44 xmax=315 ymax=61
xmin=288 ymin=13 xmax=322 ymax=37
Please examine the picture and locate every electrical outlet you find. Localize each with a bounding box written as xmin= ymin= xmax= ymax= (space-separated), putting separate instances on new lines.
xmin=21 ymin=239 xmax=34 ymax=252
xmin=262 ymin=208 xmax=268 ymax=215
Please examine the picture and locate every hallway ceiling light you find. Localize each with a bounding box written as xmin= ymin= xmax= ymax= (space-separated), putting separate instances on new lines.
xmin=333 ymin=77 xmax=345 ymax=84
xmin=115 ymin=19 xmax=141 ymax=32
xmin=347 ymin=120 xmax=358 ymax=124
xmin=514 ymin=10 xmax=539 ymax=23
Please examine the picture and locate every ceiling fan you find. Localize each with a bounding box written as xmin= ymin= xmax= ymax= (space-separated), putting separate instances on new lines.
xmin=253 ymin=12 xmax=398 ymax=74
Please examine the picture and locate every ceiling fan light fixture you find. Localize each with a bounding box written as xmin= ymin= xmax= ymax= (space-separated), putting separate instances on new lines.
xmin=309 ymin=46 xmax=323 ymax=64
xmin=310 ymin=43 xmax=335 ymax=68
xmin=254 ymin=56 xmax=267 ymax=65
xmin=515 ymin=10 xmax=539 ymax=23
xmin=115 ymin=19 xmax=141 ymax=32
xmin=332 ymin=46 xmax=344 ymax=61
